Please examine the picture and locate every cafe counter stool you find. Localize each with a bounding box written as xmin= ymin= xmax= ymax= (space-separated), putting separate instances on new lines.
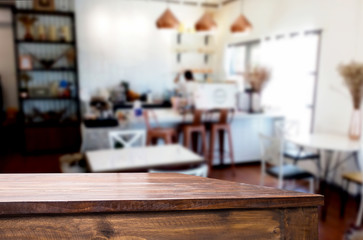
xmin=208 ymin=109 xmax=236 ymax=176
xmin=143 ymin=110 xmax=178 ymax=145
xmin=182 ymin=110 xmax=208 ymax=159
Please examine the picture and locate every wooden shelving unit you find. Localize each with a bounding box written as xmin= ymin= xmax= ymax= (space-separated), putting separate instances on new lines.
xmin=176 ymin=33 xmax=214 ymax=80
xmin=15 ymin=9 xmax=74 ymax=17
xmin=20 ymin=97 xmax=78 ymax=101
xmin=16 ymin=40 xmax=75 ymax=45
xmin=18 ymin=68 xmax=76 ymax=72
xmin=12 ymin=7 xmax=81 ymax=153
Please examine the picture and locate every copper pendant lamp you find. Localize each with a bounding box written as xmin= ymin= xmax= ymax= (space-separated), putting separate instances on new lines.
xmin=195 ymin=12 xmax=217 ymax=32
xmin=156 ymin=8 xmax=180 ymax=29
xmin=231 ymin=0 xmax=252 ymax=33
xmin=231 ymin=14 xmax=252 ymax=33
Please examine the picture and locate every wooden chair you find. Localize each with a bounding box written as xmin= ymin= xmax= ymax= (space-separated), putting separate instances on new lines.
xmin=340 ymin=153 xmax=363 ymax=227
xmin=275 ymin=120 xmax=321 ymax=169
xmin=208 ymin=109 xmax=236 ymax=175
xmin=143 ymin=110 xmax=177 ymax=145
xmin=108 ymin=130 xmax=146 ymax=149
xmin=182 ymin=110 xmax=208 ymax=159
xmin=149 ymin=110 xmax=208 ymax=178
xmin=259 ymin=133 xmax=315 ymax=192
xmin=340 ymin=171 xmax=361 ymax=216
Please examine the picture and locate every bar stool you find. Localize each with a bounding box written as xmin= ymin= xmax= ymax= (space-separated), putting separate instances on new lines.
xmin=143 ymin=110 xmax=177 ymax=145
xmin=208 ymin=109 xmax=236 ymax=175
xmin=182 ymin=110 xmax=208 ymax=159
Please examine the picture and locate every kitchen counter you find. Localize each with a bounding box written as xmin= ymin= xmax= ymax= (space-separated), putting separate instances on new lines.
xmin=113 ymin=100 xmax=171 ymax=110
xmin=82 ymin=109 xmax=284 ymax=164
xmin=144 ymin=109 xmax=283 ymax=123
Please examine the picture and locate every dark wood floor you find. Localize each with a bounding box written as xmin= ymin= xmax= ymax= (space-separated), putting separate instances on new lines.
xmin=0 ymin=152 xmax=360 ymax=240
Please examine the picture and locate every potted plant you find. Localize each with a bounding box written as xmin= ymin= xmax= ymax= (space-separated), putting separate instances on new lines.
xmin=243 ymin=66 xmax=270 ymax=113
xmin=338 ymin=61 xmax=363 ymax=140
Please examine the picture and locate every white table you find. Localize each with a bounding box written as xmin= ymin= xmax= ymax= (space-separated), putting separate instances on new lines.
xmin=86 ymin=144 xmax=204 ymax=173
xmin=286 ymin=133 xmax=360 ymax=153
xmin=286 ymin=133 xmax=360 ymax=180
xmin=286 ymin=133 xmax=361 ymax=220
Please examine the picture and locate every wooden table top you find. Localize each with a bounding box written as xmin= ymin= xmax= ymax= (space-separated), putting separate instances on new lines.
xmin=0 ymin=173 xmax=323 ymax=215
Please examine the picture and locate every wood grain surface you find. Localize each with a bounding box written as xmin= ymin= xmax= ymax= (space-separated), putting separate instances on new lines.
xmin=0 ymin=173 xmax=323 ymax=215
xmin=0 ymin=207 xmax=318 ymax=240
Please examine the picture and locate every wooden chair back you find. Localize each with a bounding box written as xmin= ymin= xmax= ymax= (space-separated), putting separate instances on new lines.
xmin=108 ymin=130 xmax=146 ymax=149
xmin=274 ymin=120 xmax=300 ymax=138
xmin=258 ymin=133 xmax=284 ymax=187
xmin=259 ymin=133 xmax=284 ymax=166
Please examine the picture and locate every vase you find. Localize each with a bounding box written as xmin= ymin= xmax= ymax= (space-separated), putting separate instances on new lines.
xmin=348 ymin=108 xmax=362 ymax=141
xmin=251 ymin=93 xmax=262 ymax=113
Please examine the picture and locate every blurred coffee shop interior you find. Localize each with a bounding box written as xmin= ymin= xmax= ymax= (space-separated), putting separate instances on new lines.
xmin=1 ymin=0 xmax=363 ymax=239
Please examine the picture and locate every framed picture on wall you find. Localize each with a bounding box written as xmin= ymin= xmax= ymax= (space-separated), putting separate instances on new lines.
xmin=19 ymin=55 xmax=33 ymax=70
xmin=33 ymin=0 xmax=55 ymax=11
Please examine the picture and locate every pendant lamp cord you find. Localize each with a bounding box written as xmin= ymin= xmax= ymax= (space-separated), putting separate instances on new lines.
xmin=355 ymin=0 xmax=362 ymax=58
xmin=240 ymin=0 xmax=244 ymax=14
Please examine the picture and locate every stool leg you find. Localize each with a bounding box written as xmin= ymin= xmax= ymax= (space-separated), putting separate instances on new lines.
xmin=218 ymin=129 xmax=224 ymax=165
xmin=192 ymin=132 xmax=199 ymax=153
xmin=146 ymin=133 xmax=152 ymax=146
xmin=208 ymin=127 xmax=216 ymax=176
xmin=201 ymin=128 xmax=208 ymax=160
xmin=184 ymin=128 xmax=190 ymax=149
xmin=172 ymin=132 xmax=178 ymax=143
xmin=165 ymin=134 xmax=172 ymax=144
xmin=226 ymin=125 xmax=236 ymax=175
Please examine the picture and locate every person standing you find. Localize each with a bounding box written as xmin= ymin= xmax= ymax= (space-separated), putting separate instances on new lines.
xmin=174 ymin=70 xmax=198 ymax=107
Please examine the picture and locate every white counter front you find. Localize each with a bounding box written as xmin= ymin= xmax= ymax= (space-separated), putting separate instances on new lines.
xmin=82 ymin=109 xmax=284 ymax=164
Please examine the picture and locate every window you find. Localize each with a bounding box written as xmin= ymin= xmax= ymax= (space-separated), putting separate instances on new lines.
xmin=225 ymin=40 xmax=260 ymax=90
xmin=227 ymin=30 xmax=322 ymax=133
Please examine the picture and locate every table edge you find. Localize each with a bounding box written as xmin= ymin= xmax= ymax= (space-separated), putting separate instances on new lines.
xmin=0 ymin=196 xmax=324 ymax=215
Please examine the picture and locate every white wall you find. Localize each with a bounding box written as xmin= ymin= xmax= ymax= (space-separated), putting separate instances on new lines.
xmin=215 ymin=0 xmax=363 ymax=136
xmin=2 ymin=0 xmax=361 ymax=133
xmin=75 ymin=0 xmax=213 ymax=98
xmin=213 ymin=0 xmax=363 ymax=186
xmin=0 ymin=8 xmax=17 ymax=109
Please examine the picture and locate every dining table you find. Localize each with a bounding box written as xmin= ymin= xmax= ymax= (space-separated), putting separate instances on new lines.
xmin=85 ymin=144 xmax=204 ymax=173
xmin=285 ymin=132 xmax=361 ymax=220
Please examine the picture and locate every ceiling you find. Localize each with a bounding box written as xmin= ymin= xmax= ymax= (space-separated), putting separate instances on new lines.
xmin=187 ymin=0 xmax=229 ymax=3
xmin=0 ymin=0 xmax=239 ymax=9
xmin=149 ymin=0 xmax=239 ymax=8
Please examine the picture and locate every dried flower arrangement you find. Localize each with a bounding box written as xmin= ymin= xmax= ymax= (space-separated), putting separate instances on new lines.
xmin=338 ymin=61 xmax=363 ymax=109
xmin=243 ymin=66 xmax=271 ymax=93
